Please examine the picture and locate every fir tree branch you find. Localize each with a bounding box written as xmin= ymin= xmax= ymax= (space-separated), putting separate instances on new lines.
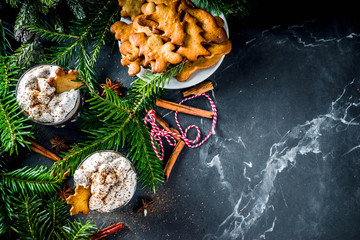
xmin=86 ymin=87 xmax=132 ymax=116
xmin=1 ymin=187 xmax=97 ymax=239
xmin=4 ymin=0 xmax=19 ymax=8
xmin=40 ymin=0 xmax=60 ymax=8
xmin=0 ymin=151 xmax=9 ymax=172
xmin=76 ymin=42 xmax=97 ymax=91
xmin=48 ymin=9 xmax=65 ymax=33
xmin=66 ymin=0 xmax=86 ymax=20
xmin=14 ymin=3 xmax=38 ymax=34
xmin=0 ymin=166 xmax=63 ymax=197
xmin=53 ymin=114 xmax=132 ymax=175
xmin=0 ymin=20 xmax=14 ymax=56
xmin=49 ymin=39 xmax=79 ymax=66
xmin=24 ymin=24 xmax=80 ymax=42
xmin=128 ymin=116 xmax=164 ymax=191
xmin=0 ymin=56 xmax=20 ymax=92
xmin=48 ymin=0 xmax=116 ymax=67
xmin=0 ymin=152 xmax=12 ymax=235
xmin=129 ymin=62 xmax=186 ymax=113
xmin=59 ymin=220 xmax=97 ymax=240
xmin=0 ymin=56 xmax=33 ymax=155
xmin=54 ymin=63 xmax=185 ymax=190
xmin=0 ymin=183 xmax=12 ymax=235
xmin=13 ymin=39 xmax=45 ymax=69
xmin=89 ymin=7 xmax=120 ymax=66
xmin=11 ymin=195 xmax=48 ymax=240
xmin=44 ymin=197 xmax=69 ymax=238
xmin=192 ymin=0 xmax=250 ymax=17
xmin=0 ymin=96 xmax=17 ymax=152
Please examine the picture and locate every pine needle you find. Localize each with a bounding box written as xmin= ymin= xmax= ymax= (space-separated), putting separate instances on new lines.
xmin=0 ymin=166 xmax=62 ymax=197
xmin=0 ymin=56 xmax=33 ymax=155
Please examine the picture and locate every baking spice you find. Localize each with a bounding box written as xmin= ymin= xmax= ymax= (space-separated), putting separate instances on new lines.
xmin=50 ymin=135 xmax=69 ymax=152
xmin=156 ymin=99 xmax=213 ymax=118
xmin=24 ymin=136 xmax=61 ymax=161
xmin=100 ymin=78 xmax=123 ymax=97
xmin=164 ymin=140 xmax=186 ymax=181
xmin=151 ymin=110 xmax=186 ymax=181
xmin=91 ymin=222 xmax=124 ymax=240
xmin=182 ymin=80 xmax=214 ymax=97
xmin=152 ymin=110 xmax=181 ymax=141
xmin=137 ymin=199 xmax=154 ymax=217
xmin=57 ymin=184 xmax=72 ymax=200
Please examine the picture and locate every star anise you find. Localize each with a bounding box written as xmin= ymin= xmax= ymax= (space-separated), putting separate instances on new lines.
xmin=100 ymin=78 xmax=123 ymax=97
xmin=50 ymin=135 xmax=69 ymax=153
xmin=137 ymin=198 xmax=154 ymax=217
xmin=58 ymin=184 xmax=72 ymax=200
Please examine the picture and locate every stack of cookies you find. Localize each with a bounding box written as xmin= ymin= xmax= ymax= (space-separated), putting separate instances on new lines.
xmin=110 ymin=0 xmax=232 ymax=82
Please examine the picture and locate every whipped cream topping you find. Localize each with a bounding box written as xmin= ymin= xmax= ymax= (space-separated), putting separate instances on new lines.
xmin=16 ymin=65 xmax=79 ymax=123
xmin=74 ymin=151 xmax=137 ymax=213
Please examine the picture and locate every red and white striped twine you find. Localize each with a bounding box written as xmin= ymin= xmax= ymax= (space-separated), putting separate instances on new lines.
xmin=144 ymin=93 xmax=217 ymax=160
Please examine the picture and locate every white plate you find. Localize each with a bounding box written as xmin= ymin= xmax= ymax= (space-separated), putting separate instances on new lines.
xmin=118 ymin=13 xmax=229 ymax=89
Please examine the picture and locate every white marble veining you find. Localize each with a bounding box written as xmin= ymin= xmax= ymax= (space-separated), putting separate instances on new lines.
xmin=202 ymin=58 xmax=360 ymax=240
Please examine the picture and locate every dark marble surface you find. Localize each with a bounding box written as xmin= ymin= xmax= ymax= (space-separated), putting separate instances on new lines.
xmin=19 ymin=1 xmax=360 ymax=240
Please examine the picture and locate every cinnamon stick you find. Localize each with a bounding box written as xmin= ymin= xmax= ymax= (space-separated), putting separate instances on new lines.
xmin=92 ymin=222 xmax=124 ymax=240
xmin=183 ymin=80 xmax=214 ymax=97
xmin=150 ymin=109 xmax=186 ymax=180
xmin=25 ymin=137 xmax=61 ymax=161
xmin=152 ymin=110 xmax=181 ymax=141
xmin=164 ymin=140 xmax=186 ymax=181
xmin=156 ymin=99 xmax=213 ymax=119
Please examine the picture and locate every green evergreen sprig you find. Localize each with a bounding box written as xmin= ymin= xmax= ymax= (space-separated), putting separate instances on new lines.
xmin=22 ymin=0 xmax=184 ymax=191
xmin=52 ymin=63 xmax=184 ymax=191
xmin=24 ymin=23 xmax=80 ymax=42
xmin=45 ymin=197 xmax=69 ymax=234
xmin=0 ymin=56 xmax=33 ymax=155
xmin=192 ymin=0 xmax=250 ymax=17
xmin=11 ymin=196 xmax=48 ymax=239
xmin=0 ymin=20 xmax=13 ymax=55
xmin=0 ymin=152 xmax=12 ymax=235
xmin=0 ymin=183 xmax=13 ymax=235
xmin=12 ymin=39 xmax=45 ymax=69
xmin=0 ymin=151 xmax=96 ymax=238
xmin=66 ymin=0 xmax=86 ymax=20
xmin=58 ymin=220 xmax=97 ymax=240
xmin=0 ymin=166 xmax=63 ymax=197
xmin=11 ymin=196 xmax=97 ymax=240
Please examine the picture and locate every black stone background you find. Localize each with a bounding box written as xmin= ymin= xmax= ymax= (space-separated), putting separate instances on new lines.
xmin=3 ymin=0 xmax=360 ymax=239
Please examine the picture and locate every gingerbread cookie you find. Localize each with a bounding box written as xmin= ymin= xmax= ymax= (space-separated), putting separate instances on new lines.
xmin=178 ymin=0 xmax=194 ymax=13
xmin=146 ymin=1 xmax=186 ymax=46
xmin=186 ymin=8 xmax=226 ymax=44
xmin=133 ymin=15 xmax=160 ymax=36
xmin=119 ymin=0 xmax=145 ymax=21
xmin=204 ymin=37 xmax=232 ymax=57
xmin=214 ymin=16 xmax=225 ymax=28
xmin=177 ymin=13 xmax=210 ymax=61
xmin=129 ymin=32 xmax=154 ymax=66
xmin=66 ymin=185 xmax=91 ymax=215
xmin=147 ymin=35 xmax=183 ymax=73
xmin=176 ymin=54 xmax=222 ymax=82
xmin=121 ymin=57 xmax=145 ymax=76
xmin=119 ymin=40 xmax=140 ymax=62
xmin=141 ymin=2 xmax=156 ymax=14
xmin=47 ymin=68 xmax=83 ymax=94
xmin=129 ymin=33 xmax=182 ymax=73
xmin=147 ymin=0 xmax=178 ymax=6
xmin=110 ymin=21 xmax=134 ymax=43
